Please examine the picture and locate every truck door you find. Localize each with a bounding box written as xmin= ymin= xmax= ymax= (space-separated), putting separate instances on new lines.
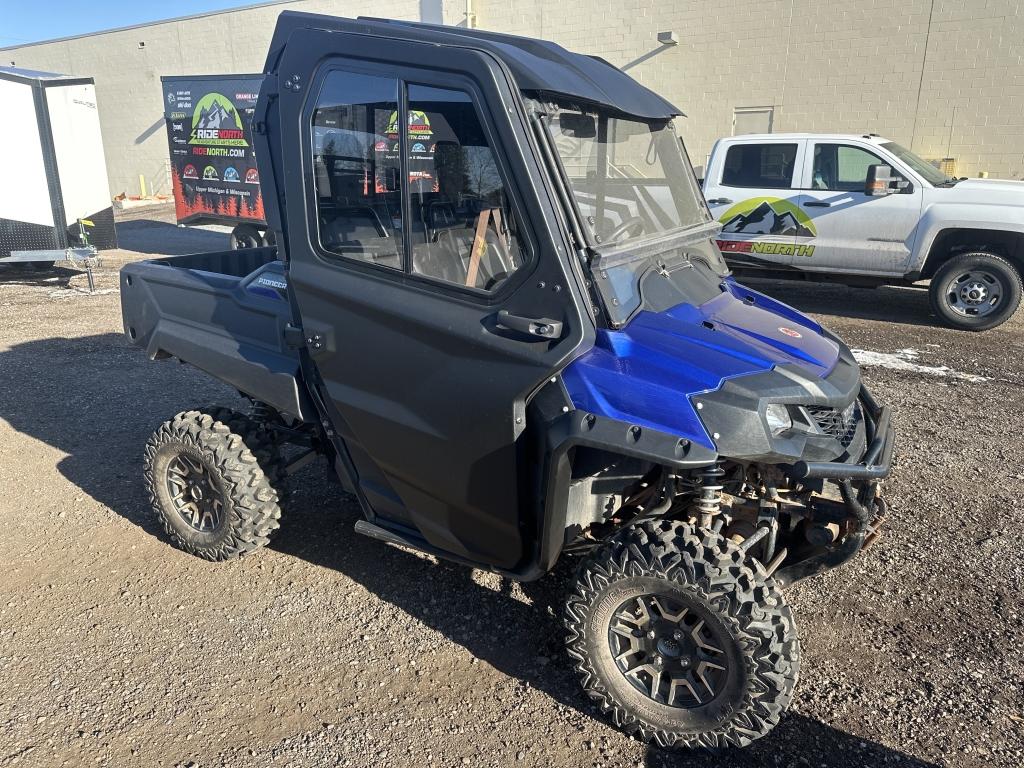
xmin=268 ymin=31 xmax=588 ymax=570
xmin=796 ymin=141 xmax=923 ymax=275
xmin=704 ymin=139 xmax=808 ymax=269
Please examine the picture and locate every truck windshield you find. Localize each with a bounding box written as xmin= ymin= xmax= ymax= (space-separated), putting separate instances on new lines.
xmin=546 ymin=105 xmax=710 ymax=246
xmin=881 ymin=141 xmax=956 ymax=186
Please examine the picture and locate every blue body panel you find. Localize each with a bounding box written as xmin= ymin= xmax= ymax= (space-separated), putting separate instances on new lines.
xmin=561 ymin=279 xmax=841 ymax=449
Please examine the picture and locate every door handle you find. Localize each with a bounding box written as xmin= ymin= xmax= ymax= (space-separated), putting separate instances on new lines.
xmin=803 ymin=201 xmax=831 ymax=207
xmin=706 ymin=197 xmax=733 ymax=205
xmin=496 ymin=310 xmax=563 ymax=339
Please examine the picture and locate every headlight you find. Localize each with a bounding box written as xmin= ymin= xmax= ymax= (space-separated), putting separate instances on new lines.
xmin=765 ymin=403 xmax=792 ymax=436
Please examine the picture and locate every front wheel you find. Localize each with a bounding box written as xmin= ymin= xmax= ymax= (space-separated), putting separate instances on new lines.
xmin=565 ymin=521 xmax=799 ymax=748
xmin=929 ymin=252 xmax=1022 ymax=331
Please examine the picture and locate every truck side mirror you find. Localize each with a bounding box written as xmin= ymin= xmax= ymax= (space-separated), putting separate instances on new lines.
xmin=865 ymin=164 xmax=894 ymax=196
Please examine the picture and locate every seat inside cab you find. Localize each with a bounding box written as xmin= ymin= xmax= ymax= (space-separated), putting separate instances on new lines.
xmin=313 ymin=93 xmax=523 ymax=292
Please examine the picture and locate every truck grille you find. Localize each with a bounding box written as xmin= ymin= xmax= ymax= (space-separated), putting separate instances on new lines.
xmin=806 ymin=402 xmax=860 ymax=447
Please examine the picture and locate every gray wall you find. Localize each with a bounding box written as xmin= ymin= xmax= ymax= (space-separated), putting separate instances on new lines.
xmin=478 ymin=0 xmax=1024 ymax=180
xmin=4 ymin=0 xmax=1023 ymax=199
xmin=1 ymin=0 xmax=449 ymax=196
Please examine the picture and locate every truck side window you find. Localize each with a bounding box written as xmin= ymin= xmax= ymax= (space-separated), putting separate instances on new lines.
xmin=405 ymin=84 xmax=524 ymax=291
xmin=721 ymin=143 xmax=797 ymax=188
xmin=311 ymin=71 xmax=403 ymax=270
xmin=812 ymin=144 xmax=886 ymax=192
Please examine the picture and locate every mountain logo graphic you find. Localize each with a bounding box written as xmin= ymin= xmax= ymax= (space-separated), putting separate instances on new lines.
xmin=223 ymin=167 xmax=240 ymax=182
xmin=387 ymin=110 xmax=432 ymax=137
xmin=202 ymin=165 xmax=219 ymax=180
xmin=719 ymin=197 xmax=816 ymax=238
xmin=189 ymin=92 xmax=248 ymax=147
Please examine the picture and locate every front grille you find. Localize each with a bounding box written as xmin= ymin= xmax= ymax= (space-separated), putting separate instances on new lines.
xmin=806 ymin=402 xmax=860 ymax=447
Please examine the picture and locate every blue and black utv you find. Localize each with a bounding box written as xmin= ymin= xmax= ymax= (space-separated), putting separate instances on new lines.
xmin=121 ymin=13 xmax=894 ymax=749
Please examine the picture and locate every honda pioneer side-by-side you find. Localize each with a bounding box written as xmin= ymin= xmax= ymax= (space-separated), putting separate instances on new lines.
xmin=121 ymin=13 xmax=894 ymax=748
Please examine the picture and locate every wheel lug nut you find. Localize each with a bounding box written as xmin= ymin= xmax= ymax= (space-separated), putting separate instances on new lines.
xmin=646 ymin=630 xmax=656 ymax=640
xmin=672 ymin=630 xmax=683 ymax=641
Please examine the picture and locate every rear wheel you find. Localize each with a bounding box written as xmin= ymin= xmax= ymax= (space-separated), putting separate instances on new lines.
xmin=565 ymin=521 xmax=799 ymax=748
xmin=144 ymin=408 xmax=283 ymax=560
xmin=929 ymin=251 xmax=1022 ymax=331
xmin=230 ymin=224 xmax=262 ymax=250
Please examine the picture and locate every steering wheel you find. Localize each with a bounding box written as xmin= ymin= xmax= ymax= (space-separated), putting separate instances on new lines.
xmin=607 ymin=216 xmax=645 ymax=243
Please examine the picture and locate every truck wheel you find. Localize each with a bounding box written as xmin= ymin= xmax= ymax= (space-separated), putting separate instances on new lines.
xmin=230 ymin=224 xmax=262 ymax=250
xmin=929 ymin=252 xmax=1022 ymax=331
xmin=144 ymin=408 xmax=284 ymax=561
xmin=565 ymin=520 xmax=799 ymax=748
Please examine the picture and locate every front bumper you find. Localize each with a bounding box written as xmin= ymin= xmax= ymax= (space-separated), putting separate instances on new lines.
xmin=786 ymin=385 xmax=895 ymax=481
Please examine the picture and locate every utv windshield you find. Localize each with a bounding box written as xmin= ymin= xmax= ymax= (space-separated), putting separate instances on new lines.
xmin=547 ymin=106 xmax=710 ymax=245
xmin=544 ymin=104 xmax=725 ymax=327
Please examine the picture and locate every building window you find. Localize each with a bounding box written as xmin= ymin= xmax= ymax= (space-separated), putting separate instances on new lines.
xmin=732 ymin=106 xmax=774 ymax=136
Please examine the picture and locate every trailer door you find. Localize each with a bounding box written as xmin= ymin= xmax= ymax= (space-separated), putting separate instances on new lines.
xmin=269 ymin=30 xmax=589 ymax=569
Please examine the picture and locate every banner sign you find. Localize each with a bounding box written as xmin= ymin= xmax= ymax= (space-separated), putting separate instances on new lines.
xmin=162 ymin=75 xmax=266 ymax=225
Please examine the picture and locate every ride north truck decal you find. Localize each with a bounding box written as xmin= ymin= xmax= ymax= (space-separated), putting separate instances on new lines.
xmin=716 ymin=197 xmax=816 ymax=258
xmin=163 ymin=76 xmax=265 ymax=225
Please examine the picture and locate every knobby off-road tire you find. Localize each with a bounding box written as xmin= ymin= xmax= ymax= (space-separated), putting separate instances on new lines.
xmin=565 ymin=520 xmax=799 ymax=748
xmin=929 ymin=251 xmax=1023 ymax=331
xmin=144 ymin=408 xmax=284 ymax=561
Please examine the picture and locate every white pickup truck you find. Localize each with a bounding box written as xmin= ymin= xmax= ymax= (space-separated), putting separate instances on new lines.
xmin=702 ymin=133 xmax=1024 ymax=330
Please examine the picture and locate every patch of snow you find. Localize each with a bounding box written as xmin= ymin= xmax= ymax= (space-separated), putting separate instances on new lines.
xmin=851 ymin=347 xmax=987 ymax=383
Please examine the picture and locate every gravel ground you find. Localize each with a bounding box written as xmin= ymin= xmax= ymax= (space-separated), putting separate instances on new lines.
xmin=1 ymin=206 xmax=1023 ymax=767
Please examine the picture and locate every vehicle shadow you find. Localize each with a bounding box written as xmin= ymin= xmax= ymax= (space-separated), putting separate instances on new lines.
xmin=115 ymin=218 xmax=228 ymax=256
xmin=271 ymin=466 xmax=940 ymax=768
xmin=741 ymin=277 xmax=948 ymax=330
xmin=0 ymin=333 xmax=242 ymax=538
xmin=0 ymin=332 xmax=937 ymax=767
xmin=0 ymin=264 xmax=82 ymax=287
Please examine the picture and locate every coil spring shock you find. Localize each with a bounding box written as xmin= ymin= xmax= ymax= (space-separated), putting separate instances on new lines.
xmin=692 ymin=462 xmax=725 ymax=529
xmin=250 ymin=400 xmax=277 ymax=425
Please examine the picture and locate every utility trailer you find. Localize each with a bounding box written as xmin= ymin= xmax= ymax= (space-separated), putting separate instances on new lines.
xmin=0 ymin=67 xmax=117 ymax=271
xmin=162 ymin=75 xmax=271 ymax=250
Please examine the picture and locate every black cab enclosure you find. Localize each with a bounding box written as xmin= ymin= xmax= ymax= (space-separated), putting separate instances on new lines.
xmin=121 ymin=13 xmax=894 ymax=750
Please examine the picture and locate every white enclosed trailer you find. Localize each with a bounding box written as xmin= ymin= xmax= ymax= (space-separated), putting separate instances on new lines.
xmin=0 ymin=67 xmax=117 ymax=267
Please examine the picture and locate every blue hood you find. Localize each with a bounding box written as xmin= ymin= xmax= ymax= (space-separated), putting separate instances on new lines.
xmin=561 ymin=279 xmax=841 ymax=450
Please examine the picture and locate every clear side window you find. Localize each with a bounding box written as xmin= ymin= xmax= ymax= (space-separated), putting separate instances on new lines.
xmin=812 ymin=144 xmax=885 ymax=192
xmin=405 ymin=84 xmax=525 ymax=292
xmin=721 ymin=143 xmax=798 ymax=189
xmin=312 ymin=70 xmax=403 ymax=270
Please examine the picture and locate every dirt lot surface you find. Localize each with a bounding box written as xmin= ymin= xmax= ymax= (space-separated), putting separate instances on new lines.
xmin=2 ymin=205 xmax=1023 ymax=767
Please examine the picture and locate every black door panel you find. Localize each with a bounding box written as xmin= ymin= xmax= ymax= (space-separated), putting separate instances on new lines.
xmin=273 ymin=30 xmax=590 ymax=569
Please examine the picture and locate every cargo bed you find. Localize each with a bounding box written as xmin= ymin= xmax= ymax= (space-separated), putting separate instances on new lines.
xmin=120 ymin=248 xmax=313 ymax=420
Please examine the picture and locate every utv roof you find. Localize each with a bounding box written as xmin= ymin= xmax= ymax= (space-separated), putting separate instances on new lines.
xmin=265 ymin=12 xmax=681 ymax=120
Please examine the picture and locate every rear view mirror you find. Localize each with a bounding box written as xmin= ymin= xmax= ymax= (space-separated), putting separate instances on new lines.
xmin=558 ymin=112 xmax=597 ymax=139
xmin=865 ymin=164 xmax=894 ymax=196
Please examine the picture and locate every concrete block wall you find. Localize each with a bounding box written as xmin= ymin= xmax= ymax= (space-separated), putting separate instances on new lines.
xmin=4 ymin=0 xmax=1021 ymax=197
xmin=1 ymin=0 xmax=430 ymax=196
xmin=475 ymin=0 xmax=1024 ymax=180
